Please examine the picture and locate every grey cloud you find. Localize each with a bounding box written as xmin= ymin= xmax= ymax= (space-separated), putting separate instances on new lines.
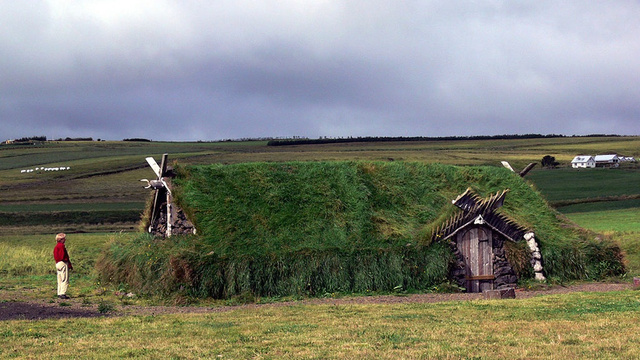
xmin=1 ymin=1 xmax=639 ymax=141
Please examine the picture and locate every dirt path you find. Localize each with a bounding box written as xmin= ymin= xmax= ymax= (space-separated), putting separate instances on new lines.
xmin=0 ymin=283 xmax=633 ymax=321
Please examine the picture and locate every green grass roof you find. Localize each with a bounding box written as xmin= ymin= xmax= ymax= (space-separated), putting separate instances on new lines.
xmin=173 ymin=161 xmax=564 ymax=256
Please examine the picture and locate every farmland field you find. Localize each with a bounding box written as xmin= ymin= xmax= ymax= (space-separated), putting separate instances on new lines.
xmin=525 ymin=162 xmax=640 ymax=278
xmin=1 ymin=136 xmax=640 ymax=358
xmin=1 ymin=136 xmax=639 ymax=233
xmin=526 ymin=167 xmax=640 ymax=205
xmin=557 ymin=201 xmax=640 ymax=232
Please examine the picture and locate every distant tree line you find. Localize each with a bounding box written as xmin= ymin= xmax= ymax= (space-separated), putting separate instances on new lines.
xmin=216 ymin=136 xmax=305 ymax=143
xmin=123 ymin=138 xmax=152 ymax=142
xmin=267 ymin=134 xmax=575 ymax=146
xmin=6 ymin=136 xmax=102 ymax=143
xmin=581 ymin=134 xmax=622 ymax=138
xmin=53 ymin=137 xmax=94 ymax=141
xmin=15 ymin=136 xmax=47 ymax=142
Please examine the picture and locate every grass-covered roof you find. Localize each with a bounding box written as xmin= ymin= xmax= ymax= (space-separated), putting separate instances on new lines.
xmin=100 ymin=161 xmax=624 ymax=299
xmin=174 ymin=161 xmax=577 ymax=254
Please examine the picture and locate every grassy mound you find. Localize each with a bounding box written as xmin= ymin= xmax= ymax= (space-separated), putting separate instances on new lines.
xmin=97 ymin=161 xmax=625 ymax=299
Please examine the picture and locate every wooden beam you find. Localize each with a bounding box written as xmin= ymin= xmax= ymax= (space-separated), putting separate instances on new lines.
xmin=148 ymin=154 xmax=169 ymax=233
xmin=159 ymin=153 xmax=168 ymax=177
xmin=519 ymin=162 xmax=537 ymax=177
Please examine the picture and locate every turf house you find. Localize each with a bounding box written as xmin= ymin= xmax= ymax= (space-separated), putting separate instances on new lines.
xmin=98 ymin=157 xmax=625 ymax=299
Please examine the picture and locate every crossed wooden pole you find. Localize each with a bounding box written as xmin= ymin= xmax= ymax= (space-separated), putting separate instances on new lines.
xmin=144 ymin=153 xmax=174 ymax=237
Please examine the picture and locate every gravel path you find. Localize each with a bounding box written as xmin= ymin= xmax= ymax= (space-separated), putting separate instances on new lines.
xmin=0 ymin=282 xmax=634 ymax=321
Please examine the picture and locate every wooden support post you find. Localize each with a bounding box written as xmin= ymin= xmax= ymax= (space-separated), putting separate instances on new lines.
xmin=144 ymin=153 xmax=195 ymax=237
xmin=148 ymin=154 xmax=169 ymax=234
xmin=166 ymin=192 xmax=172 ymax=237
xmin=166 ymin=189 xmax=178 ymax=238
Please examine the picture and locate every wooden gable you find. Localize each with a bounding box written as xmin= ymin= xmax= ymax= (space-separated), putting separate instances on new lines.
xmin=432 ymin=188 xmax=526 ymax=243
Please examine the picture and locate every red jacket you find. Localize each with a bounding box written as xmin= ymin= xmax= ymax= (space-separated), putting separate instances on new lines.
xmin=53 ymin=242 xmax=72 ymax=269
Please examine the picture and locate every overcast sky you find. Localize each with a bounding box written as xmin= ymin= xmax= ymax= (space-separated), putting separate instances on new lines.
xmin=2 ymin=1 xmax=639 ymax=141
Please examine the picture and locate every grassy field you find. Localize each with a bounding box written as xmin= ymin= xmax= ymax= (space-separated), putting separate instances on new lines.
xmin=560 ymin=206 xmax=640 ymax=232
xmin=1 ymin=232 xmax=639 ymax=359
xmin=527 ymin=164 xmax=640 ymax=278
xmin=527 ymin=166 xmax=640 ymax=205
xmin=1 ymin=136 xmax=640 ymax=358
xmin=0 ymin=233 xmax=113 ymax=299
xmin=1 ymin=290 xmax=640 ymax=359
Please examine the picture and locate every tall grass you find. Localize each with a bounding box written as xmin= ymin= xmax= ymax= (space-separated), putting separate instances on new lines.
xmin=97 ymin=233 xmax=454 ymax=299
xmin=612 ymin=232 xmax=640 ymax=276
xmin=175 ymin=161 xmax=553 ymax=254
xmin=0 ymin=233 xmax=110 ymax=278
xmin=98 ymin=161 xmax=626 ymax=299
xmin=0 ymin=244 xmax=52 ymax=276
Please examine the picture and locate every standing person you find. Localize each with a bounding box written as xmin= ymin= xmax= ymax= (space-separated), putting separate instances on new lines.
xmin=53 ymin=233 xmax=73 ymax=299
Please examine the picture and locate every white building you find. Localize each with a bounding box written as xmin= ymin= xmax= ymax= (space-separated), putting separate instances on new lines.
xmin=594 ymin=154 xmax=620 ymax=168
xmin=571 ymin=155 xmax=596 ymax=168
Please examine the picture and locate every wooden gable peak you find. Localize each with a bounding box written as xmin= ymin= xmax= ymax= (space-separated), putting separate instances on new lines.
xmin=433 ymin=188 xmax=526 ymax=243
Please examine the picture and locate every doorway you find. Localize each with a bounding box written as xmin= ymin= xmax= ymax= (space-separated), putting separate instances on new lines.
xmin=457 ymin=226 xmax=495 ymax=292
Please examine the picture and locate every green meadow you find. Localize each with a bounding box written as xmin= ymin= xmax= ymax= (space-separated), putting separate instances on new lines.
xmin=527 ymin=167 xmax=640 ymax=205
xmin=558 ymin=200 xmax=640 ymax=233
xmin=1 ymin=136 xmax=640 ymax=358
xmin=526 ymin=162 xmax=640 ymax=277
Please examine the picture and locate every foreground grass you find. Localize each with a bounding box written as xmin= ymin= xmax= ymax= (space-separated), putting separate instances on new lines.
xmin=2 ymin=234 xmax=639 ymax=359
xmin=2 ymin=290 xmax=640 ymax=359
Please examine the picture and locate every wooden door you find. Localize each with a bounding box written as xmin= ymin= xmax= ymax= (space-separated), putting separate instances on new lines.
xmin=457 ymin=226 xmax=494 ymax=292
